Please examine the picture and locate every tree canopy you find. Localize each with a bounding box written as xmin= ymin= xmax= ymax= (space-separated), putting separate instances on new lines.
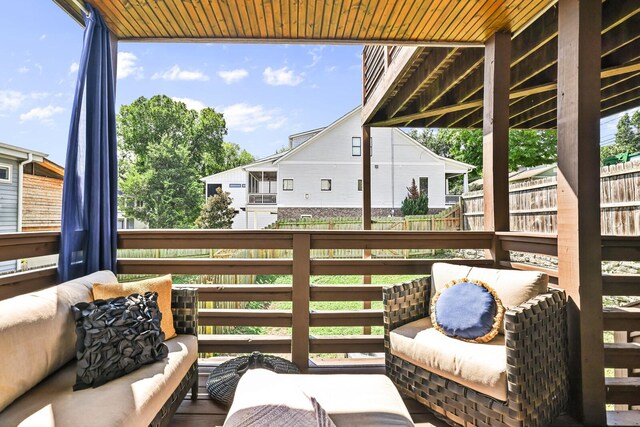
xmin=118 ymin=95 xmax=252 ymax=228
xmin=600 ymin=111 xmax=640 ymax=159
xmin=196 ymin=187 xmax=237 ymax=229
xmin=408 ymin=128 xmax=557 ymax=179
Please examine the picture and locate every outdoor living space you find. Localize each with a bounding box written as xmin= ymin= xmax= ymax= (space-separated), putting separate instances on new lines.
xmin=1 ymin=0 xmax=640 ymax=426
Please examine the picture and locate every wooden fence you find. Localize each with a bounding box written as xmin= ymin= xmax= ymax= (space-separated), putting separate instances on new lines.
xmin=462 ymin=161 xmax=640 ymax=235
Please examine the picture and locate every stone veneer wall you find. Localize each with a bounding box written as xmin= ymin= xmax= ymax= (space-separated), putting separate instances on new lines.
xmin=277 ymin=207 xmax=444 ymax=220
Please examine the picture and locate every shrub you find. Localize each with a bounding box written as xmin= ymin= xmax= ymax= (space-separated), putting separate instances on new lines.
xmin=401 ymin=178 xmax=429 ymax=215
xmin=195 ymin=187 xmax=236 ymax=229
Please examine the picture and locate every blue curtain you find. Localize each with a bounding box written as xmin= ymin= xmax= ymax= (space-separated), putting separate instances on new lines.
xmin=58 ymin=4 xmax=118 ymax=282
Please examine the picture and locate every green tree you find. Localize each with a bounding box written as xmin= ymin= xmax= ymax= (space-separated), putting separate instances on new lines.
xmin=601 ymin=112 xmax=640 ymax=159
xmin=401 ymin=178 xmax=429 ymax=216
xmin=211 ymin=142 xmax=255 ymax=174
xmin=118 ymin=95 xmax=228 ymax=228
xmin=196 ymin=187 xmax=236 ymax=229
xmin=410 ymin=128 xmax=558 ymax=179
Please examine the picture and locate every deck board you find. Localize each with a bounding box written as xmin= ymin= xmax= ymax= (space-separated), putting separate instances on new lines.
xmin=170 ymin=361 xmax=448 ymax=427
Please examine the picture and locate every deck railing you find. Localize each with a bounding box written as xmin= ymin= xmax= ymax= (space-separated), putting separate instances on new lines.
xmin=0 ymin=229 xmax=637 ymax=382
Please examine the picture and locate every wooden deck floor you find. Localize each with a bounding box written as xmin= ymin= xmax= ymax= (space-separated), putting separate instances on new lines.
xmin=170 ymin=359 xmax=449 ymax=427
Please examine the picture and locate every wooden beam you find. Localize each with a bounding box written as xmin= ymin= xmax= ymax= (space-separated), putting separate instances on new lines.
xmin=483 ymin=32 xmax=511 ymax=265
xmin=362 ymin=126 xmax=372 ymax=230
xmin=556 ymin=0 xmax=606 ymax=423
xmin=291 ymin=234 xmax=310 ymax=372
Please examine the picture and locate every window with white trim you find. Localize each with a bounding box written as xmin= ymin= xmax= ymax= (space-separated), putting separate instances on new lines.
xmin=0 ymin=164 xmax=11 ymax=183
xmin=321 ymin=179 xmax=332 ymax=191
xmin=352 ymin=137 xmax=361 ymax=156
xmin=283 ymin=179 xmax=294 ymax=191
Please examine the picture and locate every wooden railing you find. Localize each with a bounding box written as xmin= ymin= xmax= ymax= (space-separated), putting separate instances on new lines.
xmin=1 ymin=229 xmax=637 ymax=379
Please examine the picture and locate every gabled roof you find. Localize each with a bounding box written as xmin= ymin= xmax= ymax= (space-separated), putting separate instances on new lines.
xmin=200 ymin=152 xmax=287 ymax=181
xmin=0 ymin=142 xmax=47 ymax=162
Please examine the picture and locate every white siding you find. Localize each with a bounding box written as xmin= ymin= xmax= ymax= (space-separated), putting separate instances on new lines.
xmin=203 ymin=167 xmax=250 ymax=229
xmin=0 ymin=158 xmax=19 ymax=272
xmin=277 ymin=110 xmax=449 ymax=210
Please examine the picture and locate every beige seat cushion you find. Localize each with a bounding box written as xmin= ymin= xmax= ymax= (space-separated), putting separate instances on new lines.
xmin=0 ymin=334 xmax=197 ymax=427
xmin=227 ymin=370 xmax=414 ymax=427
xmin=0 ymin=270 xmax=117 ymax=412
xmin=390 ymin=317 xmax=507 ymax=401
xmin=431 ymin=262 xmax=548 ymax=309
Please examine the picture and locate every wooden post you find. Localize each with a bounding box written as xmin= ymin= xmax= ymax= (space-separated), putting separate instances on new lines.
xmin=291 ymin=233 xmax=310 ymax=372
xmin=482 ymin=32 xmax=511 ymax=264
xmin=362 ymin=126 xmax=372 ymax=230
xmin=362 ymin=126 xmax=372 ymax=334
xmin=557 ymin=0 xmax=606 ymax=423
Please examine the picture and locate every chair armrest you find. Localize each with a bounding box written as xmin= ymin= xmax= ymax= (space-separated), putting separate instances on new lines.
xmin=171 ymin=287 xmax=198 ymax=336
xmin=504 ymin=288 xmax=569 ymax=414
xmin=383 ymin=277 xmax=430 ymax=334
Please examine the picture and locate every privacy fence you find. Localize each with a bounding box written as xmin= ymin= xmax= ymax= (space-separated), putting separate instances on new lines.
xmin=462 ymin=161 xmax=640 ymax=235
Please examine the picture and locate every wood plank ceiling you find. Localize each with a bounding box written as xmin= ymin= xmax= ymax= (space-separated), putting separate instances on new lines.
xmin=364 ymin=0 xmax=640 ymax=129
xmin=53 ymin=0 xmax=554 ymax=44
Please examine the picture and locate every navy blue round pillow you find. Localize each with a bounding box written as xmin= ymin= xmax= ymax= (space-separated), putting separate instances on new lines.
xmin=431 ymin=279 xmax=504 ymax=343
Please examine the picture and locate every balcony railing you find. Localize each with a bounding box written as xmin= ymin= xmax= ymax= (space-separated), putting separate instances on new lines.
xmin=0 ymin=230 xmax=637 ymax=378
xmin=248 ymin=193 xmax=277 ymax=204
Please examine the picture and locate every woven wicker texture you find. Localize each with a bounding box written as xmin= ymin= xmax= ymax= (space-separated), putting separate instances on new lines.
xmin=384 ymin=277 xmax=569 ymax=427
xmin=171 ymin=287 xmax=198 ymax=336
xmin=206 ymin=352 xmax=301 ymax=407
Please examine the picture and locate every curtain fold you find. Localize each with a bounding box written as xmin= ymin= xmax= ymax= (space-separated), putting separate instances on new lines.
xmin=58 ymin=4 xmax=118 ymax=282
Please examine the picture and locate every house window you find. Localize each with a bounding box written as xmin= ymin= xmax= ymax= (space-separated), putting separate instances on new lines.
xmin=135 ymin=200 xmax=143 ymax=208
xmin=357 ymin=179 xmax=363 ymax=191
xmin=419 ymin=177 xmax=429 ymax=196
xmin=283 ymin=179 xmax=294 ymax=191
xmin=352 ymin=137 xmax=361 ymax=156
xmin=207 ymin=183 xmax=222 ymax=197
xmin=0 ymin=164 xmax=11 ymax=183
xmin=321 ymin=179 xmax=332 ymax=191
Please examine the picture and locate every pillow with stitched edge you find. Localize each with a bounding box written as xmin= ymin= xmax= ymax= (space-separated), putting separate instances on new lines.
xmin=431 ymin=278 xmax=504 ymax=343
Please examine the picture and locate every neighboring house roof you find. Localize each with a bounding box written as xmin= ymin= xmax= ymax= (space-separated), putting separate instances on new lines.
xmin=288 ymin=127 xmax=325 ymax=141
xmin=200 ymin=152 xmax=287 ymax=182
xmin=509 ymin=164 xmax=556 ymax=182
xmin=0 ymin=142 xmax=47 ymax=162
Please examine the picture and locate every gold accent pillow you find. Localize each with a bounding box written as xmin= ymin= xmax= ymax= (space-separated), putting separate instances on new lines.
xmin=92 ymin=275 xmax=176 ymax=340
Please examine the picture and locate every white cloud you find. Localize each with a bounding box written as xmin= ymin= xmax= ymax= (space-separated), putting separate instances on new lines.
xmin=221 ymin=103 xmax=287 ymax=132
xmin=152 ymin=65 xmax=209 ymax=81
xmin=171 ymin=97 xmax=207 ymax=111
xmin=217 ymin=68 xmax=248 ymax=84
xmin=0 ymin=90 xmax=26 ymax=111
xmin=117 ymin=52 xmax=143 ymax=80
xmin=17 ymin=66 xmax=29 ymax=74
xmin=325 ymin=65 xmax=338 ymax=72
xmin=19 ymin=105 xmax=64 ymax=124
xmin=69 ymin=62 xmax=79 ymax=74
xmin=39 ymin=34 xmax=47 ymax=40
xmin=263 ymin=67 xmax=303 ymax=86
xmin=306 ymin=46 xmax=324 ymax=68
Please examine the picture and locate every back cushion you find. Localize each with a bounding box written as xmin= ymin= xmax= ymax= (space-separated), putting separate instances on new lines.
xmin=0 ymin=270 xmax=117 ymax=411
xmin=431 ymin=263 xmax=548 ymax=309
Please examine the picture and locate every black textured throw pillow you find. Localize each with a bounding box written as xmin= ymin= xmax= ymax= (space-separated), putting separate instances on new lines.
xmin=71 ymin=292 xmax=169 ymax=391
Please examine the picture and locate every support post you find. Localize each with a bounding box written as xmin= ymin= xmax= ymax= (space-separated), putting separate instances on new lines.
xmin=362 ymin=126 xmax=372 ymax=332
xmin=557 ymin=0 xmax=606 ymax=423
xmin=291 ymin=233 xmax=310 ymax=372
xmin=362 ymin=126 xmax=372 ymax=230
xmin=482 ymin=32 xmax=511 ymax=264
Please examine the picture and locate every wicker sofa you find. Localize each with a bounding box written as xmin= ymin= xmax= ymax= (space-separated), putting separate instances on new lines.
xmin=0 ymin=271 xmax=198 ymax=427
xmin=383 ymin=263 xmax=569 ymax=427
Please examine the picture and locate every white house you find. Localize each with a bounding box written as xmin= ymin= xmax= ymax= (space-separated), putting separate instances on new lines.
xmin=201 ymin=107 xmax=472 ymax=229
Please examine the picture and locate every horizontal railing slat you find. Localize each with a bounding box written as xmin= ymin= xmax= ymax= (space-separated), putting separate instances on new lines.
xmin=118 ymin=230 xmax=295 ymax=249
xmin=310 ymin=231 xmax=493 ymax=250
xmin=310 ymin=285 xmax=384 ymax=301
xmin=189 ymin=284 xmax=292 ymax=301
xmin=496 ymin=232 xmax=558 ymax=256
xmin=602 ymin=275 xmax=640 ymax=296
xmin=0 ymin=231 xmax=60 ymax=262
xmin=311 ymin=258 xmax=492 ymax=275
xmin=309 ymin=335 xmax=384 ymax=353
xmin=0 ymin=267 xmax=58 ymax=301
xmin=198 ymin=335 xmax=291 ymax=353
xmin=310 ymin=310 xmax=383 ymax=327
xmin=601 ymin=235 xmax=640 ymax=261
xmin=117 ymin=258 xmax=292 ymax=275
xmin=199 ymin=309 xmax=292 ymax=327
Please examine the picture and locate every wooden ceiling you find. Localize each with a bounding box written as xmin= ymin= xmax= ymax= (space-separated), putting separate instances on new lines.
xmin=53 ymin=0 xmax=554 ymax=44
xmin=363 ymin=0 xmax=640 ymax=129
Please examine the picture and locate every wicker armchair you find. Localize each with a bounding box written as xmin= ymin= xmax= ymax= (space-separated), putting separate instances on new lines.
xmin=151 ymin=287 xmax=199 ymax=427
xmin=383 ymin=276 xmax=569 ymax=427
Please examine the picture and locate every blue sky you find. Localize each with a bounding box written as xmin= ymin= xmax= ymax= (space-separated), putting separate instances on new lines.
xmin=0 ymin=0 xmax=362 ymax=166
xmin=0 ymin=1 xmax=632 ymax=167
